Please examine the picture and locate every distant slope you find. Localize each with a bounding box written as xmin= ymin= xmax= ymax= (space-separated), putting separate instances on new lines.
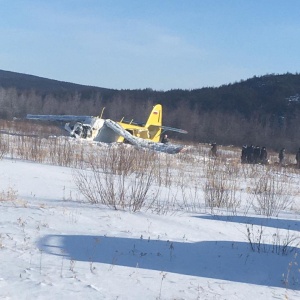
xmin=0 ymin=69 xmax=114 ymax=93
xmin=162 ymin=73 xmax=300 ymax=117
xmin=1 ymin=69 xmax=300 ymax=117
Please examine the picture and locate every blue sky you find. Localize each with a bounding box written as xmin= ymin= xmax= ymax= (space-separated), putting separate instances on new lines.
xmin=0 ymin=0 xmax=299 ymax=90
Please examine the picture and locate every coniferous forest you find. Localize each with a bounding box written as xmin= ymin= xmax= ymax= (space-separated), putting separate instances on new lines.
xmin=0 ymin=69 xmax=300 ymax=152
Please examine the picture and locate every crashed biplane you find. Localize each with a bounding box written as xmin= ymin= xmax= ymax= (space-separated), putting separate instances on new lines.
xmin=26 ymin=104 xmax=187 ymax=154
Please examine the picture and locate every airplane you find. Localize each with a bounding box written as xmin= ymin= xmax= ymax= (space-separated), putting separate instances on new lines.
xmin=26 ymin=104 xmax=188 ymax=154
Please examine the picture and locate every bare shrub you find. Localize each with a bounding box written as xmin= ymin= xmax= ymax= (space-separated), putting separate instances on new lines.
xmin=85 ymin=145 xmax=158 ymax=176
xmin=180 ymin=184 xmax=203 ymax=212
xmin=204 ymin=172 xmax=230 ymax=210
xmin=100 ymin=145 xmax=137 ymax=175
xmin=282 ymin=252 xmax=300 ymax=288
xmin=48 ymin=137 xmax=77 ymax=167
xmin=128 ymin=169 xmax=159 ymax=212
xmin=0 ymin=134 xmax=9 ymax=159
xmin=151 ymin=188 xmax=178 ymax=215
xmin=7 ymin=133 xmax=84 ymax=168
xmin=154 ymin=153 xmax=174 ymax=188
xmin=14 ymin=136 xmax=47 ymax=163
xmin=240 ymin=163 xmax=262 ymax=180
xmin=74 ymin=147 xmax=159 ymax=212
xmin=250 ymin=169 xmax=294 ymax=217
xmin=203 ymin=158 xmax=241 ymax=215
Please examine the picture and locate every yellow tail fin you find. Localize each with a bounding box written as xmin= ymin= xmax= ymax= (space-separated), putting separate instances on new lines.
xmin=145 ymin=104 xmax=162 ymax=142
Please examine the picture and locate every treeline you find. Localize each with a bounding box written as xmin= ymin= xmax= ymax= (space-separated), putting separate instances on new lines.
xmin=1 ymin=70 xmax=300 ymax=151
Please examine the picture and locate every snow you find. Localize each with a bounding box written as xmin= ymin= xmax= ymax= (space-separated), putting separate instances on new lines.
xmin=0 ymin=143 xmax=300 ymax=299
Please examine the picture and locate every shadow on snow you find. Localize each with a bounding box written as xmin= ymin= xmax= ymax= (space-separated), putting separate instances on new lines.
xmin=195 ymin=215 xmax=300 ymax=231
xmin=38 ymin=234 xmax=300 ymax=289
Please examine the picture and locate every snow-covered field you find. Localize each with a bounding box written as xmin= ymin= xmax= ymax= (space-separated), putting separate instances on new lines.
xmin=0 ymin=137 xmax=300 ymax=299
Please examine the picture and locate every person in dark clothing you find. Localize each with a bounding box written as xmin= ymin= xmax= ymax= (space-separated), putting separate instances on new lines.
xmin=241 ymin=145 xmax=247 ymax=163
xmin=161 ymin=134 xmax=169 ymax=144
xmin=253 ymin=146 xmax=261 ymax=164
xmin=260 ymin=147 xmax=268 ymax=164
xmin=246 ymin=145 xmax=254 ymax=163
xmin=210 ymin=142 xmax=217 ymax=157
xmin=279 ymin=148 xmax=285 ymax=165
xmin=296 ymin=148 xmax=300 ymax=168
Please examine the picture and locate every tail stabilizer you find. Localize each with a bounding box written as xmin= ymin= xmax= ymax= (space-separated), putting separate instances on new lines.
xmin=145 ymin=104 xmax=162 ymax=142
xmin=145 ymin=104 xmax=162 ymax=128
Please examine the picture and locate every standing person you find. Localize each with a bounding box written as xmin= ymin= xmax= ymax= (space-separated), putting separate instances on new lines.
xmin=246 ymin=145 xmax=254 ymax=163
xmin=279 ymin=148 xmax=285 ymax=165
xmin=210 ymin=142 xmax=217 ymax=157
xmin=241 ymin=145 xmax=247 ymax=163
xmin=161 ymin=134 xmax=169 ymax=144
xmin=260 ymin=147 xmax=268 ymax=164
xmin=253 ymin=146 xmax=261 ymax=164
xmin=296 ymin=148 xmax=300 ymax=168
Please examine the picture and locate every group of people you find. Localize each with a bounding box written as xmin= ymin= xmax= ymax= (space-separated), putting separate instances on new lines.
xmin=173 ymin=138 xmax=300 ymax=169
xmin=208 ymin=142 xmax=300 ymax=168
xmin=241 ymin=145 xmax=268 ymax=164
xmin=241 ymin=145 xmax=300 ymax=168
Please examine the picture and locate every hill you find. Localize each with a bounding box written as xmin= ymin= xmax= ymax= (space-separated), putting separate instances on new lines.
xmin=0 ymin=69 xmax=300 ymax=150
xmin=0 ymin=69 xmax=112 ymax=93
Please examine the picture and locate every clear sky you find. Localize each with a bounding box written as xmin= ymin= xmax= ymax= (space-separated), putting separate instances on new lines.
xmin=0 ymin=0 xmax=299 ymax=91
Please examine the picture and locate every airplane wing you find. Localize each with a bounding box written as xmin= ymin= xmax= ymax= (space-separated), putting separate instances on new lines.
xmin=26 ymin=114 xmax=92 ymax=123
xmin=105 ymin=119 xmax=185 ymax=154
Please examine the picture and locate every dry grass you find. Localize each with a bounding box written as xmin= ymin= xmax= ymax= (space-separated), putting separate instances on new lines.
xmin=0 ymin=122 xmax=299 ymax=217
xmin=0 ymin=186 xmax=18 ymax=202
